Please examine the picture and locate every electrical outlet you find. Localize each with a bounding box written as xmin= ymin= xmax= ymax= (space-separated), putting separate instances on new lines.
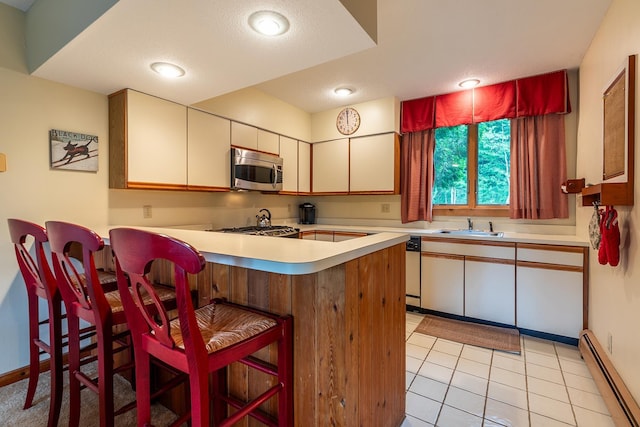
xmin=607 ymin=332 xmax=613 ymax=354
xmin=143 ymin=205 xmax=152 ymax=219
xmin=381 ymin=203 xmax=390 ymax=213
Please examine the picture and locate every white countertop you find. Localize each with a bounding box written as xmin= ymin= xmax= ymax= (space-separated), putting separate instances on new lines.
xmin=98 ymin=225 xmax=409 ymax=275
xmin=298 ymin=224 xmax=590 ymax=247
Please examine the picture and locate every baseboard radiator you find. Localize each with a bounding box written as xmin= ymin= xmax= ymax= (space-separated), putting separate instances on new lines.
xmin=579 ymin=330 xmax=640 ymax=427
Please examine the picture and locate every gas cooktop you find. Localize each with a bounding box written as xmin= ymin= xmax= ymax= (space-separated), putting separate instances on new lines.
xmin=211 ymin=225 xmax=300 ymax=238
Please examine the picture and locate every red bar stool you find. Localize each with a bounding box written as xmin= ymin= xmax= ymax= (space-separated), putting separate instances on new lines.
xmin=7 ymin=219 xmax=64 ymax=427
xmin=46 ymin=221 xmax=177 ymax=427
xmin=109 ymin=227 xmax=293 ymax=427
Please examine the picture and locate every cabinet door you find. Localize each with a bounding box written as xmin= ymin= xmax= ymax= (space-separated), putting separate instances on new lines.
xmin=516 ymin=266 xmax=583 ymax=338
xmin=187 ymin=109 xmax=230 ymax=189
xmin=349 ymin=133 xmax=398 ymax=193
xmin=314 ymin=231 xmax=334 ymax=242
xmin=298 ymin=141 xmax=311 ymax=193
xmin=300 ymin=231 xmax=316 ymax=240
xmin=279 ymin=136 xmax=298 ymax=193
xmin=333 ymin=232 xmax=367 ymax=242
xmin=258 ymin=129 xmax=279 ymax=154
xmin=465 ymin=259 xmax=515 ymax=325
xmin=312 ymin=139 xmax=349 ymax=193
xmin=126 ymin=90 xmax=187 ymax=186
xmin=421 ymin=253 xmax=464 ymax=315
xmin=231 ymin=122 xmax=258 ymax=150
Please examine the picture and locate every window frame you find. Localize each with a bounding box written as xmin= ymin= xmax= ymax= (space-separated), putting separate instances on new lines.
xmin=432 ymin=122 xmax=510 ymax=217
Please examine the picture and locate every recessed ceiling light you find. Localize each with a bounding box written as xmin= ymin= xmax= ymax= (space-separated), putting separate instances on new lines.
xmin=334 ymin=87 xmax=354 ymax=96
xmin=459 ymin=78 xmax=480 ymax=88
xmin=249 ymin=11 xmax=290 ymax=36
xmin=150 ymin=62 xmax=185 ymax=78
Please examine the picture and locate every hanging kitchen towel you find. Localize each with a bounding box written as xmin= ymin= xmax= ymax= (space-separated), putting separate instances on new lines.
xmin=588 ymin=205 xmax=602 ymax=250
xmin=604 ymin=206 xmax=620 ymax=267
xmin=598 ymin=207 xmax=608 ymax=265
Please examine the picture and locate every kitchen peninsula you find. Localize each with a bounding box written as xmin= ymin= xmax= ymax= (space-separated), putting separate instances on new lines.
xmin=98 ymin=226 xmax=409 ymax=427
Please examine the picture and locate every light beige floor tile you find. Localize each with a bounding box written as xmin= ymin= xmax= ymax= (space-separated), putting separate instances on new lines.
xmin=451 ymin=371 xmax=489 ymax=396
xmin=410 ymin=375 xmax=448 ymax=403
xmin=490 ymin=366 xmax=527 ymax=390
xmin=567 ymin=387 xmax=609 ymax=415
xmin=527 ymin=377 xmax=569 ymax=403
xmin=524 ymin=336 xmax=557 ymax=356
xmin=492 ymin=353 xmax=526 ymax=374
xmin=408 ymin=333 xmax=438 ymax=349
xmin=457 ymin=357 xmax=491 ymax=379
xmin=407 ymin=343 xmax=431 ymax=360
xmin=563 ymin=372 xmax=599 ymax=394
xmin=530 ymin=413 xmax=574 ymax=426
xmin=559 ymin=358 xmax=591 ymax=378
xmin=483 ymin=420 xmax=506 ymax=427
xmin=484 ymin=398 xmax=530 ymax=427
xmin=461 ymin=345 xmax=493 ymax=365
xmin=407 ymin=312 xmax=426 ymax=324
xmin=527 ymin=363 xmax=564 ymax=385
xmin=572 ymin=406 xmax=615 ymax=427
xmin=406 ymin=391 xmax=442 ymax=425
xmin=444 ymin=386 xmax=486 ymax=417
xmin=437 ymin=405 xmax=483 ymax=427
xmin=426 ymin=350 xmax=459 ymax=369
xmin=418 ymin=361 xmax=454 ymax=384
xmin=526 ymin=351 xmax=561 ymax=370
xmin=402 ymin=415 xmax=435 ymax=427
xmin=433 ymin=339 xmax=464 ymax=356
xmin=487 ymin=381 xmax=528 ymax=410
xmin=407 ymin=356 xmax=424 ymax=374
xmin=554 ymin=343 xmax=582 ymax=361
xmin=529 ymin=393 xmax=575 ymax=425
xmin=407 ymin=371 xmax=416 ymax=390
xmin=495 ymin=349 xmax=526 ymax=362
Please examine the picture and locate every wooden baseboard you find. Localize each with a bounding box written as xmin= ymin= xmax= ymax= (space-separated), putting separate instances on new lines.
xmin=0 ymin=360 xmax=50 ymax=388
xmin=579 ymin=329 xmax=640 ymax=427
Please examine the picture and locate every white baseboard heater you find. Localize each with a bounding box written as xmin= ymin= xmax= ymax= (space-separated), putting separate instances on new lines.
xmin=579 ymin=330 xmax=640 ymax=427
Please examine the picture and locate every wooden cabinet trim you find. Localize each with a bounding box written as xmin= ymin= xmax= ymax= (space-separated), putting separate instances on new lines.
xmin=126 ymin=182 xmax=188 ymax=191
xmin=421 ymin=252 xmax=465 ymax=261
xmin=516 ymin=260 xmax=583 ymax=273
xmin=517 ymin=243 xmax=587 ymax=253
xmin=465 ymin=255 xmax=515 ymax=266
xmin=421 ymin=236 xmax=516 ymax=248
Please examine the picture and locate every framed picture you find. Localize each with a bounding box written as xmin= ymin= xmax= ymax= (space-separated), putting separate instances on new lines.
xmin=49 ymin=129 xmax=99 ymax=172
xmin=602 ymin=54 xmax=635 ymax=183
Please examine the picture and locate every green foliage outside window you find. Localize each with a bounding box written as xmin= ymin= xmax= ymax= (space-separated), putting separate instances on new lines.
xmin=432 ymin=119 xmax=510 ymax=207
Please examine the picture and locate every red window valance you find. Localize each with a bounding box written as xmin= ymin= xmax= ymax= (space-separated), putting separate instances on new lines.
xmin=400 ymin=69 xmax=570 ymax=133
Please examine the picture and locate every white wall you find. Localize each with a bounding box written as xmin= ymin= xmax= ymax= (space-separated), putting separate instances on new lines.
xmin=576 ymin=0 xmax=640 ymax=402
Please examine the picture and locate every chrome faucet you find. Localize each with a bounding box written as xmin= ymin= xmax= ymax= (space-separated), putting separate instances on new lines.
xmin=467 ymin=217 xmax=473 ymax=230
xmin=489 ymin=221 xmax=494 ymax=232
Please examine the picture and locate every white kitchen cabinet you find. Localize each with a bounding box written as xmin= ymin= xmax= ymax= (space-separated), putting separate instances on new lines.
xmin=421 ymin=253 xmax=464 ymax=316
xmin=230 ymin=122 xmax=279 ymax=154
xmin=258 ymin=129 xmax=279 ymax=154
xmin=312 ymin=139 xmax=349 ymax=193
xmin=109 ymin=89 xmax=188 ymax=189
xmin=187 ymin=108 xmax=230 ymax=190
xmin=314 ymin=231 xmax=335 ymax=242
xmin=333 ymin=231 xmax=367 ymax=242
xmin=406 ymin=251 xmax=421 ymax=306
xmin=298 ymin=141 xmax=311 ymax=193
xmin=279 ymin=136 xmax=299 ymax=193
xmin=349 ymin=133 xmax=399 ymax=193
xmin=465 ymin=259 xmax=516 ymax=325
xmin=515 ymin=244 xmax=586 ymax=339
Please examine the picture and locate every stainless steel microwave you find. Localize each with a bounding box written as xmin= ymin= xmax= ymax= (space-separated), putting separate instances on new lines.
xmin=231 ymin=148 xmax=283 ymax=192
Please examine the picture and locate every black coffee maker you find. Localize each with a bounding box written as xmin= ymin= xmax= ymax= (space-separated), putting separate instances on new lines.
xmin=299 ymin=203 xmax=316 ymax=224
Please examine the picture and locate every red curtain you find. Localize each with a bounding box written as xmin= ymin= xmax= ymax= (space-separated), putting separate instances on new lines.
xmin=509 ymin=115 xmax=568 ymax=219
xmin=435 ymin=91 xmax=473 ymax=128
xmin=401 ymin=96 xmax=435 ymax=133
xmin=401 ymin=130 xmax=435 ymax=223
xmin=474 ymin=81 xmax=517 ymax=123
xmin=516 ymin=70 xmax=571 ymax=116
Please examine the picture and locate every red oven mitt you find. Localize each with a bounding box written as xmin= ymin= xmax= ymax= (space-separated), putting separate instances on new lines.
xmin=598 ymin=208 xmax=608 ymax=265
xmin=604 ymin=207 xmax=620 ymax=267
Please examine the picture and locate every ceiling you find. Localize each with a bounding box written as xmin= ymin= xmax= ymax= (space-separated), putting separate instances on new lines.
xmin=3 ymin=0 xmax=612 ymax=113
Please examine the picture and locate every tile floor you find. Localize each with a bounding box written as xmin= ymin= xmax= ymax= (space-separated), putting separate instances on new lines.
xmin=403 ymin=312 xmax=614 ymax=427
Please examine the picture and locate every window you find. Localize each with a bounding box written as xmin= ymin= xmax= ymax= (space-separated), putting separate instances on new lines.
xmin=432 ymin=119 xmax=511 ymax=215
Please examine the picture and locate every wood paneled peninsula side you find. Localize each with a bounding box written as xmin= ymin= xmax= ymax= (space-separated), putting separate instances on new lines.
xmin=98 ymin=226 xmax=408 ymax=427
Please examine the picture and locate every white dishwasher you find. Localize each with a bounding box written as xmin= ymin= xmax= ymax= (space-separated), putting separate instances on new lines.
xmin=405 ymin=236 xmax=421 ymax=307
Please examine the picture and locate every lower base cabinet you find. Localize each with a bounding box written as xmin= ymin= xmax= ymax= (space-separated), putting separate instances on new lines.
xmin=421 ymin=254 xmax=464 ymax=316
xmin=464 ymin=259 xmax=515 ymax=325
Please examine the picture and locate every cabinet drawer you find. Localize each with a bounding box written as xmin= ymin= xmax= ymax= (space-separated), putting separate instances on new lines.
xmin=516 ymin=244 xmax=584 ymax=267
xmin=422 ymin=239 xmax=515 ymax=260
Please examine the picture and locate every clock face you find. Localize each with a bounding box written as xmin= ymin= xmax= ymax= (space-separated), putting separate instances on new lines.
xmin=336 ymin=107 xmax=360 ymax=135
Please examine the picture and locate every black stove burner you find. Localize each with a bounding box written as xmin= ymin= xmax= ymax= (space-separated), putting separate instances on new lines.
xmin=213 ymin=225 xmax=300 ymax=238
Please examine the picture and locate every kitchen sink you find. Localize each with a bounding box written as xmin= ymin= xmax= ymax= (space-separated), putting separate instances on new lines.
xmin=436 ymin=229 xmax=504 ymax=237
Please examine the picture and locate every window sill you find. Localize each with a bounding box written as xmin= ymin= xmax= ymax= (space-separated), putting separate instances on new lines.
xmin=432 ymin=206 xmax=510 ymax=217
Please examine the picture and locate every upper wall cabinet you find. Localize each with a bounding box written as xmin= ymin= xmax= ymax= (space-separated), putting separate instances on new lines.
xmin=298 ymin=141 xmax=311 ymax=194
xmin=187 ymin=108 xmax=231 ymax=191
xmin=231 ymin=122 xmax=279 ymax=154
xmin=279 ymin=136 xmax=299 ymax=194
xmin=350 ymin=133 xmax=399 ymax=193
xmin=110 ymin=89 xmax=188 ymax=190
xmin=312 ymin=138 xmax=350 ymax=193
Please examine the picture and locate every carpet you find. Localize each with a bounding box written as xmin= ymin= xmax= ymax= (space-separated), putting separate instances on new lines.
xmin=0 ymin=363 xmax=179 ymax=427
xmin=415 ymin=314 xmax=521 ymax=354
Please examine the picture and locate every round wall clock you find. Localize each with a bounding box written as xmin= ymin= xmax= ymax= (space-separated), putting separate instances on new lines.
xmin=336 ymin=107 xmax=361 ymax=135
